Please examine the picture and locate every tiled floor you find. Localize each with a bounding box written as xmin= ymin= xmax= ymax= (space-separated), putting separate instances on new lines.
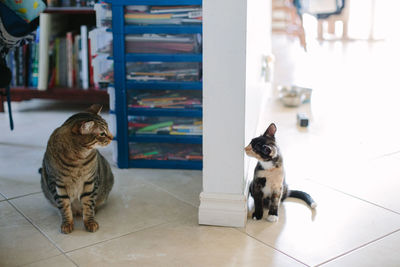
xmin=1 ymin=34 xmax=400 ymax=266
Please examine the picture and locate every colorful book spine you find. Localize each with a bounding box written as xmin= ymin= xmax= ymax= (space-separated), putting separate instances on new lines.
xmin=66 ymin=32 xmax=74 ymax=88
xmin=80 ymin=25 xmax=89 ymax=90
xmin=38 ymin=13 xmax=50 ymax=90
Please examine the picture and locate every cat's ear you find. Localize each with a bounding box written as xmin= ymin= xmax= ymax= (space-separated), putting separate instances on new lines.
xmin=263 ymin=123 xmax=277 ymax=137
xmin=87 ymin=104 xmax=102 ymax=115
xmin=73 ymin=121 xmax=95 ymax=135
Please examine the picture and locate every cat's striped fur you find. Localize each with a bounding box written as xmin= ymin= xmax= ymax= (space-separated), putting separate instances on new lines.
xmin=40 ymin=104 xmax=114 ymax=234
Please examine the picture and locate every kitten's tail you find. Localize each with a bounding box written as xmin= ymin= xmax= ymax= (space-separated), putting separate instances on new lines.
xmin=287 ymin=190 xmax=317 ymax=209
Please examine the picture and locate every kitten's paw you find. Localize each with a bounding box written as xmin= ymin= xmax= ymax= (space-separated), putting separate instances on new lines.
xmin=84 ymin=220 xmax=99 ymax=232
xmin=252 ymin=212 xmax=263 ymax=220
xmin=266 ymin=215 xmax=278 ymax=222
xmin=60 ymin=222 xmax=74 ymax=234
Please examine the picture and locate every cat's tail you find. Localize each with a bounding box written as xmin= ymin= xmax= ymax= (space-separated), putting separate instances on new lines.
xmin=287 ymin=190 xmax=317 ymax=209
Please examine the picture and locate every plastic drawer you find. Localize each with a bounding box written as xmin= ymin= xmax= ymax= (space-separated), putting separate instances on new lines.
xmin=129 ymin=142 xmax=202 ymax=161
xmin=126 ymin=61 xmax=201 ymax=82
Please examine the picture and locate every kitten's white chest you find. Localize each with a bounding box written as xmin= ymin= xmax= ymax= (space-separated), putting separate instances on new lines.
xmin=259 ymin=161 xmax=274 ymax=170
xmin=256 ymin=165 xmax=284 ymax=197
xmin=262 ymin=183 xmax=272 ymax=197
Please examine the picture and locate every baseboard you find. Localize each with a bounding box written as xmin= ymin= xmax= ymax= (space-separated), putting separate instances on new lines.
xmin=198 ymin=192 xmax=248 ymax=228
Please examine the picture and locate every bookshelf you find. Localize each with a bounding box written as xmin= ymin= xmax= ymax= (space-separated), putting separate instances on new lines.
xmin=0 ymin=6 xmax=109 ymax=112
xmin=106 ymin=0 xmax=203 ymax=169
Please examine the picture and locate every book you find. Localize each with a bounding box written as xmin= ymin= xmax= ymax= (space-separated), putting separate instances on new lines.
xmin=66 ymin=32 xmax=74 ymax=88
xmin=74 ymin=34 xmax=81 ymax=88
xmin=80 ymin=25 xmax=89 ymax=90
xmin=17 ymin=46 xmax=24 ymax=86
xmin=38 ymin=13 xmax=51 ymax=90
xmin=58 ymin=37 xmax=68 ymax=87
xmin=31 ymin=30 xmax=40 ymax=88
xmin=88 ymin=38 xmax=94 ymax=88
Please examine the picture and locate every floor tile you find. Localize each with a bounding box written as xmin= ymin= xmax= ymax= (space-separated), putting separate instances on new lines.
xmin=67 ymin=217 xmax=305 ymax=267
xmin=23 ymin=254 xmax=76 ymax=267
xmin=130 ymin=168 xmax=202 ymax=207
xmin=308 ymin=156 xmax=400 ymax=214
xmin=0 ymin=111 xmax=69 ymax=148
xmin=0 ymin=201 xmax=60 ymax=266
xmin=244 ymin=180 xmax=400 ymax=266
xmin=321 ymin=230 xmax=400 ymax=267
xmin=11 ymin=174 xmax=197 ymax=252
xmin=0 ymin=145 xmax=43 ymax=199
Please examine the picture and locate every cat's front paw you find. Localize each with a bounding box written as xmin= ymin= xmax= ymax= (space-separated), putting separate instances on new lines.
xmin=84 ymin=219 xmax=99 ymax=232
xmin=252 ymin=211 xmax=263 ymax=220
xmin=60 ymin=222 xmax=74 ymax=234
xmin=266 ymin=215 xmax=278 ymax=222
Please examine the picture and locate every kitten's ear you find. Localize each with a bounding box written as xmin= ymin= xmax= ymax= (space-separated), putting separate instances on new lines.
xmin=73 ymin=121 xmax=95 ymax=135
xmin=263 ymin=123 xmax=277 ymax=137
xmin=87 ymin=104 xmax=102 ymax=115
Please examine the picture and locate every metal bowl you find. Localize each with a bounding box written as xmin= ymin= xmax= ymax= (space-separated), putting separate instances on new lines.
xmin=278 ymin=85 xmax=312 ymax=107
xmin=280 ymin=91 xmax=304 ymax=107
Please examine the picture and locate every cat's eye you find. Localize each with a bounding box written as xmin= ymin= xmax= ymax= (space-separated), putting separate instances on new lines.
xmin=262 ymin=145 xmax=271 ymax=153
xmin=100 ymin=132 xmax=106 ymax=137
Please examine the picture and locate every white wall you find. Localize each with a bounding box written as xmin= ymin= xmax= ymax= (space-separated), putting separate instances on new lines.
xmin=200 ymin=0 xmax=271 ymax=227
xmin=244 ymin=0 xmax=272 ymax=190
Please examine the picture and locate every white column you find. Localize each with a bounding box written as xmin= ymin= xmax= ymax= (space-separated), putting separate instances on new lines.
xmin=199 ymin=0 xmax=271 ymax=228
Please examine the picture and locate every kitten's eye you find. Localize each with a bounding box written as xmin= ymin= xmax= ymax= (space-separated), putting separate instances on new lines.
xmin=100 ymin=132 xmax=106 ymax=137
xmin=262 ymin=145 xmax=271 ymax=154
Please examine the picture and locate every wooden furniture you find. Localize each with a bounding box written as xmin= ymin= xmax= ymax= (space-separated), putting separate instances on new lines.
xmin=0 ymin=87 xmax=108 ymax=112
xmin=272 ymin=0 xmax=306 ymax=50
xmin=0 ymin=7 xmax=109 ymax=112
xmin=317 ymin=0 xmax=350 ymax=40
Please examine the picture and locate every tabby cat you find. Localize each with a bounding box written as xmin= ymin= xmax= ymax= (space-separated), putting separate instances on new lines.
xmin=245 ymin=123 xmax=317 ymax=222
xmin=40 ymin=104 xmax=114 ymax=234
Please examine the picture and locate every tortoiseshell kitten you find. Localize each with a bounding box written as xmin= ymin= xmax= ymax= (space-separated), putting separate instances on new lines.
xmin=40 ymin=104 xmax=114 ymax=234
xmin=245 ymin=123 xmax=317 ymax=222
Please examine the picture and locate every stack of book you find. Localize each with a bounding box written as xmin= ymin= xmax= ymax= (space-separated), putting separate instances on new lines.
xmin=5 ymin=33 xmax=39 ymax=88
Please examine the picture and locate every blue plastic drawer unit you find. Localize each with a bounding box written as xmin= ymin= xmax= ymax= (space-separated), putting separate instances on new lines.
xmin=104 ymin=0 xmax=202 ymax=169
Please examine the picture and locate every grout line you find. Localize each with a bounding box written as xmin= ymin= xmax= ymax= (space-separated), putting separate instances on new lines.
xmin=0 ymin=142 xmax=46 ymax=150
xmin=141 ymin=180 xmax=199 ymax=209
xmin=64 ymin=209 xmax=198 ymax=255
xmin=64 ymin=222 xmax=168 ymax=254
xmin=20 ymin=253 xmax=79 ymax=267
xmin=5 ymin=191 xmax=42 ymax=201
xmin=314 ymin=228 xmax=400 ymax=267
xmin=5 ymin=199 xmax=74 ymax=264
xmin=371 ymin=150 xmax=400 ymax=160
xmin=306 ymin=178 xmax=400 ymax=216
xmin=234 ymin=228 xmax=311 ymax=267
